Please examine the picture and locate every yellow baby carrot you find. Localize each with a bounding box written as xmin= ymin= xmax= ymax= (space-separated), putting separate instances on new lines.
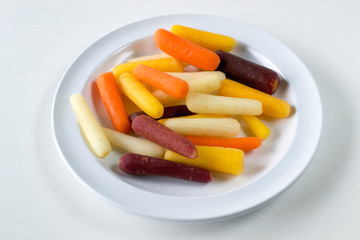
xmin=170 ymin=25 xmax=236 ymax=52
xmin=112 ymin=57 xmax=183 ymax=80
xmin=241 ymin=115 xmax=271 ymax=140
xmin=117 ymin=73 xmax=164 ymax=119
xmin=218 ymin=79 xmax=291 ymax=118
xmin=164 ymin=146 xmax=244 ymax=175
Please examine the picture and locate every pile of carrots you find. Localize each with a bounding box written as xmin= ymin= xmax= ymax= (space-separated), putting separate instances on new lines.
xmin=70 ymin=25 xmax=292 ymax=183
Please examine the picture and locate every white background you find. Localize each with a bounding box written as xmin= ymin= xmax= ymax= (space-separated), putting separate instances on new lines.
xmin=1 ymin=0 xmax=359 ymax=239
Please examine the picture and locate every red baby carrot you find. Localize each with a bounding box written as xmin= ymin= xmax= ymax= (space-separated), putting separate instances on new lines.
xmin=96 ymin=72 xmax=130 ymax=133
xmin=128 ymin=105 xmax=195 ymax=122
xmin=119 ymin=153 xmax=212 ymax=183
xmin=154 ymin=28 xmax=220 ymax=71
xmin=133 ymin=64 xmax=189 ymax=99
xmin=132 ymin=115 xmax=198 ymax=159
xmin=184 ymin=135 xmax=262 ymax=151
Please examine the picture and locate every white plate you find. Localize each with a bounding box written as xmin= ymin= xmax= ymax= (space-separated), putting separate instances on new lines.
xmin=52 ymin=14 xmax=322 ymax=221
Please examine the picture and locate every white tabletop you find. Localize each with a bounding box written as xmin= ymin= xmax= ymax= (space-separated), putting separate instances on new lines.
xmin=1 ymin=0 xmax=360 ymax=239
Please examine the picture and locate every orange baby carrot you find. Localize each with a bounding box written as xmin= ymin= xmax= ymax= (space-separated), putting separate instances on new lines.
xmin=154 ymin=28 xmax=220 ymax=71
xmin=133 ymin=64 xmax=189 ymax=99
xmin=96 ymin=72 xmax=130 ymax=133
xmin=184 ymin=135 xmax=262 ymax=151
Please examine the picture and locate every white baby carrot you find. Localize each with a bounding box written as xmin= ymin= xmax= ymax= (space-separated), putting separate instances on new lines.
xmin=69 ymin=93 xmax=111 ymax=158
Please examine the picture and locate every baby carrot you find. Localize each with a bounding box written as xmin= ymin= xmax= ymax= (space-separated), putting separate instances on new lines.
xmin=163 ymin=117 xmax=241 ymax=138
xmin=132 ymin=115 xmax=198 ymax=159
xmin=102 ymin=127 xmax=165 ymax=158
xmin=112 ymin=57 xmax=184 ymax=80
xmin=184 ymin=136 xmax=262 ymax=151
xmin=69 ymin=94 xmax=111 ymax=158
xmin=186 ymin=92 xmax=263 ymax=116
xmin=96 ymin=72 xmax=130 ymax=133
xmin=241 ymin=115 xmax=271 ymax=140
xmin=170 ymin=25 xmax=236 ymax=52
xmin=218 ymin=79 xmax=291 ymax=118
xmin=154 ymin=28 xmax=220 ymax=71
xmin=119 ymin=153 xmax=212 ymax=183
xmin=164 ymin=146 xmax=244 ymax=175
xmin=133 ymin=64 xmax=189 ymax=99
xmin=117 ymin=73 xmax=164 ymax=119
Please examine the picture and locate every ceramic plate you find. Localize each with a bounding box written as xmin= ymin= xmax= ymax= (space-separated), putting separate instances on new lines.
xmin=52 ymin=14 xmax=322 ymax=221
